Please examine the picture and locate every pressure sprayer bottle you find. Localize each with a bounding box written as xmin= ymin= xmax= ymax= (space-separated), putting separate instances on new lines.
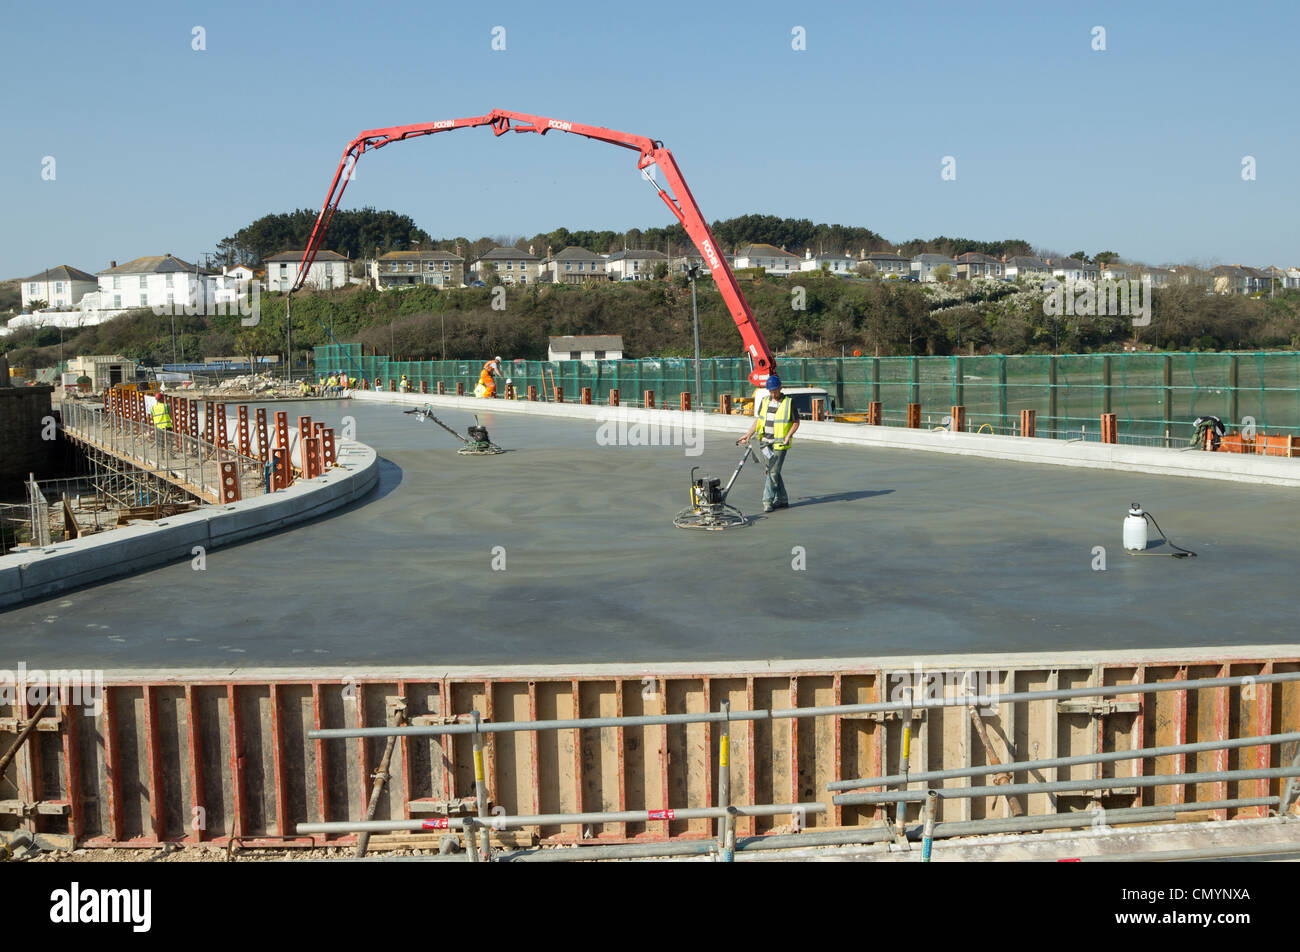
xmin=1123 ymin=503 xmax=1149 ymax=552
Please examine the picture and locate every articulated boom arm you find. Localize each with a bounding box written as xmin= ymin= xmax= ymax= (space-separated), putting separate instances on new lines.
xmin=294 ymin=109 xmax=774 ymax=384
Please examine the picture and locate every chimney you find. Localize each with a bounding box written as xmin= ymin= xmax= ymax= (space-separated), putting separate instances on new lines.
xmin=805 ymin=249 xmax=812 ymax=259
xmin=110 ymin=260 xmax=117 ymax=268
xmin=1001 ymin=255 xmax=1007 ymax=263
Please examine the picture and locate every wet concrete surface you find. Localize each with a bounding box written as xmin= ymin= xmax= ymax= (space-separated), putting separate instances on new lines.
xmin=2 ymin=399 xmax=1297 ymax=667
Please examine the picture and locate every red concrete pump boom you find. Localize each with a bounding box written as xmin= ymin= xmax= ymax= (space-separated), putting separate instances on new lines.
xmin=293 ymin=109 xmax=774 ymax=384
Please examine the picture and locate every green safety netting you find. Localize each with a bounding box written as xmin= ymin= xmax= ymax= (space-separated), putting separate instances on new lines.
xmin=314 ymin=344 xmax=1300 ymax=445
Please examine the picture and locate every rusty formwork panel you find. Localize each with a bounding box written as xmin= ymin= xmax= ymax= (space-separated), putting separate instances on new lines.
xmin=1 ymin=658 xmax=1296 ymax=848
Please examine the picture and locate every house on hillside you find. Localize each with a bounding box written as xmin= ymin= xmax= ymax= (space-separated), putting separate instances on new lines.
xmin=862 ymin=252 xmax=911 ymax=277
xmin=799 ymin=250 xmax=856 ymax=274
xmin=733 ymin=244 xmax=799 ymax=275
xmin=1050 ymin=257 xmax=1099 ymax=282
xmin=1003 ymin=256 xmax=1051 ymax=279
xmin=1210 ymin=265 xmax=1269 ymax=295
xmin=910 ymin=254 xmax=957 ymax=282
xmin=605 ymin=249 xmax=668 ymax=281
xmin=547 ymin=335 xmax=624 ymax=360
xmin=954 ymin=252 xmax=1005 ymax=280
xmin=265 ymin=250 xmax=350 ymax=292
xmin=21 ymin=265 xmax=98 ymax=310
xmin=542 ymin=247 xmax=608 ymax=284
xmin=474 ymin=246 xmax=541 ymax=284
xmin=96 ymin=254 xmax=214 ymax=310
xmin=370 ymin=249 xmax=465 ymax=289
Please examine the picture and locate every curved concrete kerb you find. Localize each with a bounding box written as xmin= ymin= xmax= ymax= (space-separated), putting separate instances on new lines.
xmin=0 ymin=439 xmax=380 ymax=609
xmin=348 ymin=390 xmax=1300 ymax=489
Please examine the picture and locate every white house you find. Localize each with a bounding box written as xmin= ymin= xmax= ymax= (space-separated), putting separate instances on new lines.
xmin=1051 ymin=257 xmax=1099 ymax=283
xmin=799 ymin=250 xmax=856 ymax=274
xmin=1286 ymin=267 xmax=1300 ymax=290
xmin=605 ymin=249 xmax=668 ymax=281
xmin=265 ymin=250 xmax=350 ymax=292
xmin=547 ymin=335 xmax=624 ymax=360
xmin=96 ymin=254 xmax=214 ymax=310
xmin=910 ymin=254 xmax=957 ymax=282
xmin=733 ymin=244 xmax=800 ymax=275
xmin=543 ymin=247 xmax=608 ymax=284
xmin=21 ymin=265 xmax=98 ymax=310
xmin=474 ymin=246 xmax=541 ymax=284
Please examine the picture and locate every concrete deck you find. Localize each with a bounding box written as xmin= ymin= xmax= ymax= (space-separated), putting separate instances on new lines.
xmin=1 ymin=399 xmax=1297 ymax=667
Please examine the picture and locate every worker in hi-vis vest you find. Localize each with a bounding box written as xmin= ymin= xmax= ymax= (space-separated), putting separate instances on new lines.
xmin=737 ymin=375 xmax=799 ymax=512
xmin=475 ymin=357 xmax=503 ymax=398
xmin=150 ymin=397 xmax=172 ymax=430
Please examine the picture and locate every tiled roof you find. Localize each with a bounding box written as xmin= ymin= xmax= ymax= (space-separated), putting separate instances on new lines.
xmin=606 ymin=250 xmax=668 ymax=261
xmin=97 ymin=254 xmax=213 ymax=276
xmin=736 ymin=244 xmax=798 ymax=259
xmin=549 ymin=335 xmax=624 ymax=350
xmin=265 ymin=250 xmax=349 ymax=262
xmin=21 ymin=265 xmax=97 ymax=283
xmin=477 ymin=247 xmax=539 ymax=261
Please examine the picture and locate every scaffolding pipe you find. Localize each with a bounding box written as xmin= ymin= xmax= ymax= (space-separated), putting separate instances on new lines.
xmin=297 ymin=801 xmax=827 ymax=836
xmin=307 ymin=670 xmax=1300 ymax=740
xmin=834 ymin=766 xmax=1300 ymax=806
xmin=924 ymin=797 xmax=1279 ymax=840
xmin=364 ymin=799 xmax=1285 ymax=863
xmin=831 ymin=729 xmax=1300 ymax=791
xmin=1075 ymin=839 xmax=1300 ymax=863
xmin=718 ymin=700 xmax=733 ymax=861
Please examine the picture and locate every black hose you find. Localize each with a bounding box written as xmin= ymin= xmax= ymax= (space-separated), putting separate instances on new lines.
xmin=1129 ymin=511 xmax=1197 ymax=559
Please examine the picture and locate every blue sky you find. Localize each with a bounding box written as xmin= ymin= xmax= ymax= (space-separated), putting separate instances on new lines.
xmin=2 ymin=0 xmax=1296 ymax=278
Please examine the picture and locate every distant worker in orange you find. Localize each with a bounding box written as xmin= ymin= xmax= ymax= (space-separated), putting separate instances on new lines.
xmin=475 ymin=357 xmax=504 ymax=398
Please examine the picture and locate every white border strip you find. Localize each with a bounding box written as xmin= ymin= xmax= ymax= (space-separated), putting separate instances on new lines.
xmin=349 ymin=390 xmax=1300 ymax=488
xmin=0 ymin=439 xmax=380 ymax=609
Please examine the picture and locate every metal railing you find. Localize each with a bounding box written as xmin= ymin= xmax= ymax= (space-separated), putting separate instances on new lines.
xmin=302 ymin=669 xmax=1300 ymax=862
xmin=59 ymin=401 xmax=265 ymax=503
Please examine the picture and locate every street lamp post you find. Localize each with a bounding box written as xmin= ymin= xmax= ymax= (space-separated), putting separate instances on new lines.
xmin=687 ymin=263 xmax=701 ymax=405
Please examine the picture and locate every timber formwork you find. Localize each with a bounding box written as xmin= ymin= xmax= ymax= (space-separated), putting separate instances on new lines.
xmin=1 ymin=657 xmax=1296 ymax=849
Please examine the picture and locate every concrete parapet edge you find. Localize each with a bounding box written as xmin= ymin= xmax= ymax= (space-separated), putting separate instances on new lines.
xmin=66 ymin=643 xmax=1300 ymax=683
xmin=0 ymin=439 xmax=380 ymax=609
xmin=348 ymin=390 xmax=1300 ymax=488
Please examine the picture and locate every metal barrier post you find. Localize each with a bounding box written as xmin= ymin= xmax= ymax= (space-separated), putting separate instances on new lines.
xmin=718 ymin=700 xmax=733 ymax=861
xmin=921 ymin=789 xmax=938 ymax=863
xmin=472 ymin=711 xmax=492 ymax=860
xmin=906 ymin=403 xmax=921 ymax=428
xmin=896 ymin=710 xmax=912 ymax=840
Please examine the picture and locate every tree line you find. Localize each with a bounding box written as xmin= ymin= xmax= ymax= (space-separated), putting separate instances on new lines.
xmin=206 ymin=209 xmax=1042 ymax=269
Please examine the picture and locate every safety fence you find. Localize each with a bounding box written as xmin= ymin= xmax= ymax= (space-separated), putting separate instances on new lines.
xmin=315 ymin=345 xmax=1300 ymax=449
xmin=4 ymin=657 xmax=1295 ymax=856
xmin=59 ymin=401 xmax=266 ymax=504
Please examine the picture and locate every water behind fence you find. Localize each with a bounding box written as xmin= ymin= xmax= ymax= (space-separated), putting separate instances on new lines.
xmin=315 ymin=345 xmax=1300 ymax=448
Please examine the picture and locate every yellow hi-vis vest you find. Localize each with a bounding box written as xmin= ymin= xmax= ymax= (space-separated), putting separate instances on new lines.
xmin=755 ymin=395 xmax=794 ymax=450
xmin=151 ymin=399 xmax=172 ymax=430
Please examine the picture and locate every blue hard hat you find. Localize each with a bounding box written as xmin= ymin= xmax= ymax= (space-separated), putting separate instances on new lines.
xmin=765 ymin=375 xmax=782 ymax=391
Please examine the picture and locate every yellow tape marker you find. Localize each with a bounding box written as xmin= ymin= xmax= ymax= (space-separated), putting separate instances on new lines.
xmin=474 ymin=748 xmax=485 ymax=783
xmin=902 ymin=726 xmax=911 ymax=761
xmin=720 ymin=735 xmax=730 ymax=768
